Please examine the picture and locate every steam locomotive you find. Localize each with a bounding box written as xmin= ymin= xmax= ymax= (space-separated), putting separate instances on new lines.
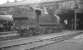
xmin=13 ymin=9 xmax=63 ymax=36
xmin=0 ymin=9 xmax=63 ymax=37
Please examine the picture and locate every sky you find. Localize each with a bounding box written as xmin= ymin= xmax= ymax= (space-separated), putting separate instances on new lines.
xmin=0 ymin=0 xmax=60 ymax=5
xmin=0 ymin=0 xmax=57 ymax=4
xmin=0 ymin=0 xmax=23 ymax=4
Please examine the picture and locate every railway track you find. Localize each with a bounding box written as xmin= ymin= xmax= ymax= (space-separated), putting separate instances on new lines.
xmin=0 ymin=31 xmax=82 ymax=50
xmin=0 ymin=31 xmax=19 ymax=41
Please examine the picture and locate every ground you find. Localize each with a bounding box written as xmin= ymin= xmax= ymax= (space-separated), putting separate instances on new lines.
xmin=35 ymin=32 xmax=83 ymax=50
xmin=1 ymin=31 xmax=83 ymax=50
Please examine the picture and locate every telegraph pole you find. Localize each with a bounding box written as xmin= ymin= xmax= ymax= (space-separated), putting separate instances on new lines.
xmin=74 ymin=9 xmax=77 ymax=30
xmin=74 ymin=0 xmax=79 ymax=30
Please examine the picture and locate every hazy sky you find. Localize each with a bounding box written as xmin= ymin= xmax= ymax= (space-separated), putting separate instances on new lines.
xmin=0 ymin=0 xmax=57 ymax=4
xmin=0 ymin=0 xmax=23 ymax=4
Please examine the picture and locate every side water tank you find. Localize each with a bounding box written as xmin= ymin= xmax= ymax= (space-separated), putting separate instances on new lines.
xmin=39 ymin=14 xmax=60 ymax=25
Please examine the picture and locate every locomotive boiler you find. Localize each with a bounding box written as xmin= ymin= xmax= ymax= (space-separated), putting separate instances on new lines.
xmin=0 ymin=15 xmax=14 ymax=32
